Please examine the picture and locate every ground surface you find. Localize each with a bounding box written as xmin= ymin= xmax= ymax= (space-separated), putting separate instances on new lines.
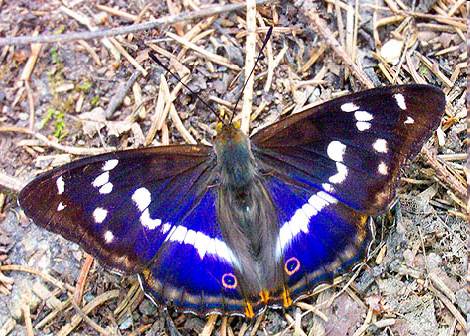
xmin=0 ymin=1 xmax=467 ymax=335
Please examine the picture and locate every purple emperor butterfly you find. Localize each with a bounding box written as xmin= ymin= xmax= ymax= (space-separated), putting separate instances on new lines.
xmin=19 ymin=84 xmax=445 ymax=317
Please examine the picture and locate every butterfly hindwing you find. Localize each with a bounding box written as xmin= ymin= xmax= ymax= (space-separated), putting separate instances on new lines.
xmin=263 ymin=174 xmax=370 ymax=300
xmin=140 ymin=188 xmax=246 ymax=316
xmin=251 ymin=85 xmax=445 ymax=215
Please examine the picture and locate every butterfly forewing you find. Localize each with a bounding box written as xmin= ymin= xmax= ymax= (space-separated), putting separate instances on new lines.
xmin=251 ymin=85 xmax=445 ymax=215
xmin=19 ymin=145 xmax=217 ymax=274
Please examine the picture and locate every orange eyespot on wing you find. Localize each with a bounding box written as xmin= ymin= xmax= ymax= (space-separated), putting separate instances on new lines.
xmin=222 ymin=273 xmax=238 ymax=289
xmin=285 ymin=257 xmax=301 ymax=276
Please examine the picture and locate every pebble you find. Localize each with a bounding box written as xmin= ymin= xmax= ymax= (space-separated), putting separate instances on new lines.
xmin=380 ymin=39 xmax=404 ymax=65
xmin=119 ymin=316 xmax=133 ymax=330
xmin=139 ymin=299 xmax=157 ymax=316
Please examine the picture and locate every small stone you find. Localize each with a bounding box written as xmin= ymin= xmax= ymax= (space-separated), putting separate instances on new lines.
xmin=18 ymin=113 xmax=29 ymax=120
xmin=8 ymin=279 xmax=41 ymax=322
xmin=94 ymin=12 xmax=108 ymax=25
xmin=119 ymin=316 xmax=133 ymax=330
xmin=139 ymin=299 xmax=156 ymax=316
xmin=455 ymin=286 xmax=468 ymax=313
xmin=426 ymin=252 xmax=442 ymax=270
xmin=84 ymin=293 xmax=95 ymax=303
xmin=417 ymin=31 xmax=438 ymax=43
xmin=308 ymin=87 xmax=321 ymax=104
xmin=403 ymin=249 xmax=415 ymax=267
xmin=380 ymin=39 xmax=404 ymax=65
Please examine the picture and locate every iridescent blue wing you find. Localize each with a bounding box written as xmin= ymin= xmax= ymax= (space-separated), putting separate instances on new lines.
xmin=19 ymin=145 xmax=244 ymax=315
xmin=251 ymin=85 xmax=444 ymax=299
xmin=263 ymin=174 xmax=371 ymax=301
xmin=139 ymin=189 xmax=246 ymax=316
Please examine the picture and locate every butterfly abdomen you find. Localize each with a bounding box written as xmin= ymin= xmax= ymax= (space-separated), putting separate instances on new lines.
xmin=215 ymin=125 xmax=285 ymax=300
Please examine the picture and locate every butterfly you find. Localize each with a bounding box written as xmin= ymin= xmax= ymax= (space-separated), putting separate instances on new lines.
xmin=19 ymin=84 xmax=445 ymax=318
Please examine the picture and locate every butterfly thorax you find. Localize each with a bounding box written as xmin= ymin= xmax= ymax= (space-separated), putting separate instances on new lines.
xmin=214 ymin=125 xmax=285 ymax=298
xmin=214 ymin=124 xmax=257 ymax=189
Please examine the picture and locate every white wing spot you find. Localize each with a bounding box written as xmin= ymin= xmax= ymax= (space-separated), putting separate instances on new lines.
xmin=57 ymin=202 xmax=66 ymax=211
xmin=277 ymin=222 xmax=294 ymax=257
xmin=356 ymin=121 xmax=371 ymax=131
xmin=102 ymin=159 xmax=119 ymax=171
xmin=104 ymin=230 xmax=114 ymax=243
xmin=193 ymin=231 xmax=211 ymax=259
xmin=355 ymin=111 xmax=373 ymax=121
xmin=132 ymin=187 xmax=151 ymax=211
xmin=140 ymin=209 xmax=162 ymax=230
xmin=404 ymin=116 xmax=414 ymax=124
xmin=322 ymin=183 xmax=333 ymax=192
xmin=161 ymin=223 xmax=172 ymax=234
xmin=93 ymin=207 xmax=108 ymax=223
xmin=214 ymin=239 xmax=239 ymax=267
xmin=92 ymin=171 xmax=109 ymax=188
xmin=394 ymin=93 xmax=406 ymax=110
xmin=320 ymin=191 xmax=338 ymax=204
xmin=206 ymin=238 xmax=216 ymax=256
xmin=161 ymin=225 xmax=238 ymax=266
xmin=164 ymin=226 xmax=176 ymax=240
xmin=289 ymin=209 xmax=310 ymax=235
xmin=378 ymin=162 xmax=388 ymax=175
xmin=341 ymin=102 xmax=359 ymax=112
xmin=329 ymin=162 xmax=348 ymax=184
xmin=170 ymin=225 xmax=187 ymax=243
xmin=327 ymin=141 xmax=347 ymax=162
xmin=184 ymin=229 xmax=197 ymax=245
xmin=373 ymin=139 xmax=388 ymax=153
xmin=132 ymin=188 xmax=164 ymax=230
xmin=99 ymin=182 xmax=113 ymax=194
xmin=301 ymin=203 xmax=317 ymax=218
xmin=310 ymin=191 xmax=338 ymax=210
xmin=56 ymin=176 xmax=64 ymax=195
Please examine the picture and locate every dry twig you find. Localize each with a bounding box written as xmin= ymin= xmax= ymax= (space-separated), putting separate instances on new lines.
xmin=0 ymin=0 xmax=275 ymax=46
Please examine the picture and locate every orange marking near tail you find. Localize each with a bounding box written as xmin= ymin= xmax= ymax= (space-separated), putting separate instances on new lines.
xmin=244 ymin=301 xmax=254 ymax=318
xmin=259 ymin=290 xmax=270 ymax=304
xmin=282 ymin=287 xmax=293 ymax=308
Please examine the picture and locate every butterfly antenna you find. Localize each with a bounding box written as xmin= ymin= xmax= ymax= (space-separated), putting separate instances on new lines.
xmin=148 ymin=51 xmax=223 ymax=123
xmin=230 ymin=26 xmax=273 ymax=124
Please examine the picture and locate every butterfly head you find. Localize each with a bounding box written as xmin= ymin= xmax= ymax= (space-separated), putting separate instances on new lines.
xmin=214 ymin=122 xmax=257 ymax=189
